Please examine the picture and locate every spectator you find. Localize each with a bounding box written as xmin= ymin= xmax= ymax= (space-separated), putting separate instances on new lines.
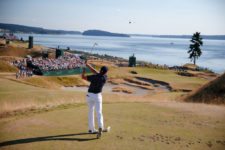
xmin=31 ymin=53 xmax=85 ymax=71
xmin=13 ymin=53 xmax=85 ymax=78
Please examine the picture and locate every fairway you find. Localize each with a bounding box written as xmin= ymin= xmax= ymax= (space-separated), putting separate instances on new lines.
xmin=0 ymin=103 xmax=224 ymax=150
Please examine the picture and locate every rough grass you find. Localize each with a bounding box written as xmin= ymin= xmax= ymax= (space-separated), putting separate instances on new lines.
xmin=184 ymin=73 xmax=225 ymax=104
xmin=47 ymin=76 xmax=88 ymax=87
xmin=13 ymin=76 xmax=89 ymax=89
xmin=0 ymin=76 xmax=152 ymax=117
xmin=89 ymin=60 xmax=117 ymax=67
xmin=0 ymin=60 xmax=18 ymax=72
xmin=0 ymin=38 xmax=46 ymax=51
xmin=108 ymin=78 xmax=125 ymax=85
xmin=0 ymin=46 xmax=42 ymax=58
xmin=0 ymin=62 xmax=211 ymax=116
xmin=183 ymin=63 xmax=197 ymax=70
xmin=20 ymin=77 xmax=60 ymax=89
xmin=0 ymin=56 xmax=23 ymax=62
xmin=124 ymin=77 xmax=152 ymax=86
xmin=0 ymin=76 xmax=182 ymax=118
xmin=0 ymin=103 xmax=224 ymax=150
xmin=0 ymin=46 xmax=29 ymax=57
xmin=112 ymin=86 xmax=134 ymax=94
xmin=0 ymin=78 xmax=85 ymax=117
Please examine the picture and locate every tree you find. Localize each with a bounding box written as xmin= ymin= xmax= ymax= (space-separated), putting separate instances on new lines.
xmin=188 ymin=32 xmax=203 ymax=65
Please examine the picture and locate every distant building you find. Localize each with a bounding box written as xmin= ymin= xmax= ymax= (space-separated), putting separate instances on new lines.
xmin=56 ymin=47 xmax=64 ymax=58
xmin=129 ymin=54 xmax=136 ymax=67
xmin=28 ymin=36 xmax=33 ymax=49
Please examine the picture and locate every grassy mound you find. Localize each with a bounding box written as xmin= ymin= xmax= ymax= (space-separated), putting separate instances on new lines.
xmin=112 ymin=86 xmax=134 ymax=94
xmin=0 ymin=46 xmax=42 ymax=57
xmin=21 ymin=77 xmax=60 ymax=89
xmin=20 ymin=76 xmax=88 ymax=89
xmin=0 ymin=46 xmax=28 ymax=57
xmin=183 ymin=63 xmax=197 ymax=70
xmin=0 ymin=56 xmax=23 ymax=61
xmin=0 ymin=60 xmax=18 ymax=72
xmin=47 ymin=76 xmax=88 ymax=87
xmin=0 ymin=77 xmax=86 ymax=117
xmin=184 ymin=73 xmax=225 ymax=104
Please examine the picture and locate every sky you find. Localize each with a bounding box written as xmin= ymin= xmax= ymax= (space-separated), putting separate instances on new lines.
xmin=0 ymin=0 xmax=225 ymax=35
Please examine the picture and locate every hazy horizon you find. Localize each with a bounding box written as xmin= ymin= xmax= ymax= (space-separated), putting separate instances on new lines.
xmin=0 ymin=0 xmax=225 ymax=35
xmin=1 ymin=22 xmax=225 ymax=36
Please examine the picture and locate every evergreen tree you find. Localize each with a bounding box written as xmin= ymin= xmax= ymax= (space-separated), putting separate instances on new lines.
xmin=188 ymin=32 xmax=203 ymax=65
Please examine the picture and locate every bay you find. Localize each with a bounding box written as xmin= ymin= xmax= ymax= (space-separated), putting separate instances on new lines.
xmin=15 ymin=33 xmax=225 ymax=73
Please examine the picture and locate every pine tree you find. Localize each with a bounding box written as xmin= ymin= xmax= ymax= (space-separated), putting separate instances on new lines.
xmin=188 ymin=32 xmax=203 ymax=65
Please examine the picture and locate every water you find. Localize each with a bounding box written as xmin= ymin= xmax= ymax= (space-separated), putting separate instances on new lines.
xmin=15 ymin=33 xmax=225 ymax=73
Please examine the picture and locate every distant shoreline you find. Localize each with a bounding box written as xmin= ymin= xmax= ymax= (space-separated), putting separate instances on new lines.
xmin=82 ymin=30 xmax=130 ymax=37
xmin=1 ymin=23 xmax=225 ymax=40
xmin=131 ymin=34 xmax=225 ymax=40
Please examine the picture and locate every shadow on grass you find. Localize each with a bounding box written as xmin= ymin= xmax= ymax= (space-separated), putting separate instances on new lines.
xmin=0 ymin=132 xmax=97 ymax=147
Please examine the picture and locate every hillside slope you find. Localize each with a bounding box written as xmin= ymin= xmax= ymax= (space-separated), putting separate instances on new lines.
xmin=184 ymin=73 xmax=225 ymax=104
xmin=0 ymin=60 xmax=18 ymax=72
xmin=83 ymin=30 xmax=130 ymax=37
xmin=0 ymin=23 xmax=81 ymax=34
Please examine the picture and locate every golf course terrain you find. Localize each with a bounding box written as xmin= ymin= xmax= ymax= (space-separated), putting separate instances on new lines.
xmin=0 ymin=39 xmax=225 ymax=150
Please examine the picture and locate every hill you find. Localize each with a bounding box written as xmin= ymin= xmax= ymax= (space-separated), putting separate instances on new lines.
xmin=184 ymin=73 xmax=225 ymax=104
xmin=0 ymin=60 xmax=18 ymax=72
xmin=0 ymin=45 xmax=43 ymax=57
xmin=83 ymin=30 xmax=130 ymax=37
xmin=0 ymin=23 xmax=81 ymax=34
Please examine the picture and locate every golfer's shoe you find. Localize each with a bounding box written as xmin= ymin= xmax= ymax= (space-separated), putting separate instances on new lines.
xmin=97 ymin=128 xmax=103 ymax=139
xmin=88 ymin=129 xmax=98 ymax=134
xmin=103 ymin=126 xmax=111 ymax=132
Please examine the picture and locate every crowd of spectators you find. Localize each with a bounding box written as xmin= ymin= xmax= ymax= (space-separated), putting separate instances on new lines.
xmin=1 ymin=33 xmax=18 ymax=40
xmin=12 ymin=53 xmax=85 ymax=78
xmin=31 ymin=53 xmax=85 ymax=71
xmin=12 ymin=59 xmax=33 ymax=79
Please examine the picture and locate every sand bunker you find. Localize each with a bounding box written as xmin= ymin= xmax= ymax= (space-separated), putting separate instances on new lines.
xmin=62 ymin=76 xmax=173 ymax=96
xmin=62 ymin=82 xmax=150 ymax=96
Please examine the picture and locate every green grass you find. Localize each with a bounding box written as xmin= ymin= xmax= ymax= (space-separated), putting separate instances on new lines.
xmin=129 ymin=67 xmax=208 ymax=90
xmin=0 ymin=41 xmax=223 ymax=149
xmin=0 ymin=63 xmax=223 ymax=150
xmin=0 ymin=103 xmax=224 ymax=150
xmin=107 ymin=66 xmax=207 ymax=91
xmin=0 ymin=78 xmax=85 ymax=116
xmin=0 ymin=65 xmax=209 ymax=116
xmin=0 ymin=77 xmax=145 ymax=117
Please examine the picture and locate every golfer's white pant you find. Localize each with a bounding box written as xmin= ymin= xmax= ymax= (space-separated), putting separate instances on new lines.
xmin=86 ymin=92 xmax=103 ymax=131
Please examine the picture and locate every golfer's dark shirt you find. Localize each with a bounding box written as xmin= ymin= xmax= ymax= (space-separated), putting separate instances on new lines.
xmin=87 ymin=73 xmax=107 ymax=94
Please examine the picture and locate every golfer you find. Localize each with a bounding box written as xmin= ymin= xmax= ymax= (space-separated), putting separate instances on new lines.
xmin=82 ymin=61 xmax=109 ymax=138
